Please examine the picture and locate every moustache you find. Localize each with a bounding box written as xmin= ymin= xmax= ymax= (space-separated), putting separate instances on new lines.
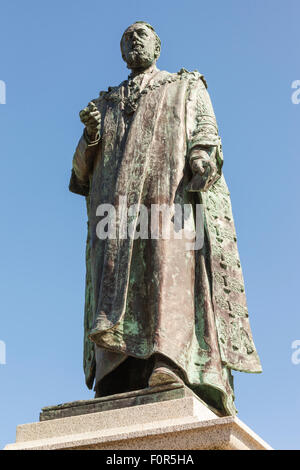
xmin=131 ymin=42 xmax=144 ymax=49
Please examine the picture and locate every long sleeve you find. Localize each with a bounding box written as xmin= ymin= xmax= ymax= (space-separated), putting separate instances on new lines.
xmin=69 ymin=96 xmax=103 ymax=196
xmin=186 ymin=73 xmax=223 ymax=174
xmin=69 ymin=131 xmax=100 ymax=196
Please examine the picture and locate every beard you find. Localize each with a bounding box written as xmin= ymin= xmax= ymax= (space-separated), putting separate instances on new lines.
xmin=126 ymin=48 xmax=154 ymax=69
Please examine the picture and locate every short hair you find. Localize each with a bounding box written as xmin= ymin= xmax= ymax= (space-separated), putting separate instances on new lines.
xmin=120 ymin=21 xmax=161 ymax=59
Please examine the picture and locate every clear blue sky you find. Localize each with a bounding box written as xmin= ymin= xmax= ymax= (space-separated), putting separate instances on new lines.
xmin=0 ymin=0 xmax=299 ymax=450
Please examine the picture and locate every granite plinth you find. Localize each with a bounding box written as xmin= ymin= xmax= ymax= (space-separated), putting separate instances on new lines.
xmin=5 ymin=386 xmax=272 ymax=450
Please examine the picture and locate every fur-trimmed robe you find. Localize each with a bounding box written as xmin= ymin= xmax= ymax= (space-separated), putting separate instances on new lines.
xmin=69 ymin=66 xmax=261 ymax=415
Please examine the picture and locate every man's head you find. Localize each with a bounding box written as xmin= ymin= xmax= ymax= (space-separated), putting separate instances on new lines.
xmin=120 ymin=22 xmax=161 ymax=71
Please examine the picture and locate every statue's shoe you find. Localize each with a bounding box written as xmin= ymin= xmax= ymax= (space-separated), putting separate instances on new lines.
xmin=148 ymin=362 xmax=184 ymax=387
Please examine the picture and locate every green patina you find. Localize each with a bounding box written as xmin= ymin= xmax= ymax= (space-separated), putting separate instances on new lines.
xmin=70 ymin=21 xmax=261 ymax=417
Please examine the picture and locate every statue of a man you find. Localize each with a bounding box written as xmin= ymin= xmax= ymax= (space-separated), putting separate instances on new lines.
xmin=69 ymin=21 xmax=261 ymax=416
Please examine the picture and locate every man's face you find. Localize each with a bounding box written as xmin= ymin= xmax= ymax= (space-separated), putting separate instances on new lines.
xmin=121 ymin=24 xmax=158 ymax=70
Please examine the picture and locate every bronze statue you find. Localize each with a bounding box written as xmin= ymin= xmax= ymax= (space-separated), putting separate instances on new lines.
xmin=69 ymin=21 xmax=261 ymax=416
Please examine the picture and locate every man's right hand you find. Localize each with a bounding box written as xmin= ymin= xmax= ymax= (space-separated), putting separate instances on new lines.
xmin=79 ymin=101 xmax=101 ymax=141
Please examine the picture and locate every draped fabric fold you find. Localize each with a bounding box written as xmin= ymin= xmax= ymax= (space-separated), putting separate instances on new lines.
xmin=70 ymin=68 xmax=261 ymax=415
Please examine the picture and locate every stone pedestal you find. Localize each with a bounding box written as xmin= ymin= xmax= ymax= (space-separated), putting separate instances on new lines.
xmin=4 ymin=385 xmax=272 ymax=450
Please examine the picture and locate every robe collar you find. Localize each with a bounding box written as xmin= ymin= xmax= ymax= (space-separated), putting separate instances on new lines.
xmin=128 ymin=63 xmax=159 ymax=81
